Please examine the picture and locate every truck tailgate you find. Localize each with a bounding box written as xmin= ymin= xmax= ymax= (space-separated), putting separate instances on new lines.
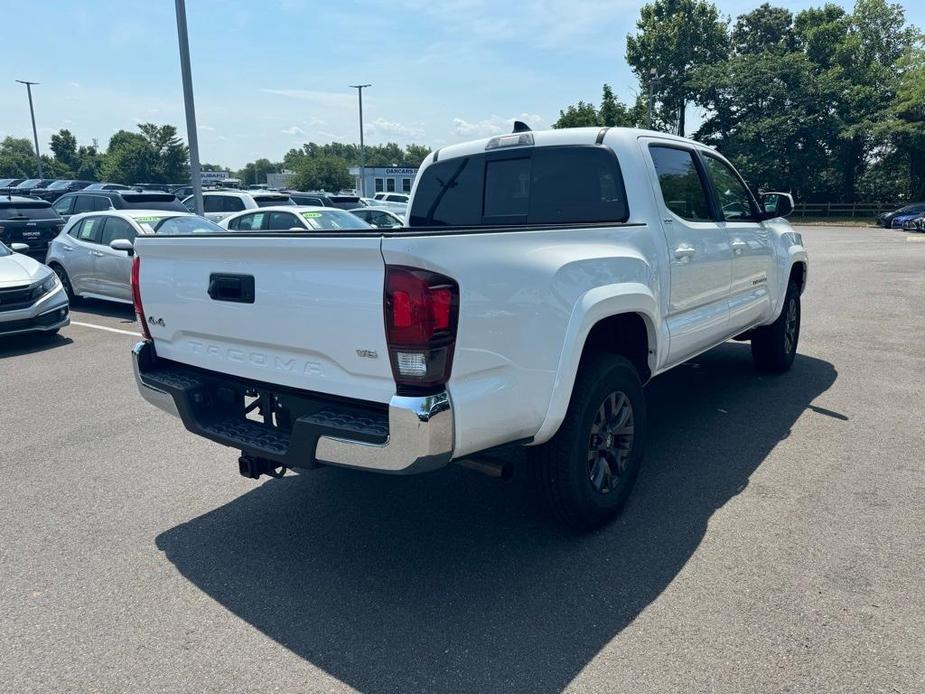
xmin=134 ymin=235 xmax=394 ymax=404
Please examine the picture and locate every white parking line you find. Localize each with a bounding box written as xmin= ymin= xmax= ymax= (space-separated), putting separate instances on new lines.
xmin=69 ymin=320 xmax=141 ymax=337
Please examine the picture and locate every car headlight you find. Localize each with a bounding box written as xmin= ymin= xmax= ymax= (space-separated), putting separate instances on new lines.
xmin=39 ymin=273 xmax=59 ymax=296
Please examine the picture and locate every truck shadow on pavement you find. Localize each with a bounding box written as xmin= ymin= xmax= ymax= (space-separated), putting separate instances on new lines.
xmin=155 ymin=343 xmax=837 ymax=693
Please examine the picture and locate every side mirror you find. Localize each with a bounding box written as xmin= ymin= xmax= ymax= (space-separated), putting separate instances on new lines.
xmin=759 ymin=192 xmax=794 ymax=219
xmin=109 ymin=238 xmax=135 ymax=256
xmin=10 ymin=242 xmax=30 ymax=253
xmin=369 ymin=223 xmax=379 ymax=228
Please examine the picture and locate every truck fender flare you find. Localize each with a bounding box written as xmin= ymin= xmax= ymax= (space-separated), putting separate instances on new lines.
xmin=532 ymin=283 xmax=659 ymax=445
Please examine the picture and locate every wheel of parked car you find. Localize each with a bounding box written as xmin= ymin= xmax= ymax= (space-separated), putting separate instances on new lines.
xmin=751 ymin=280 xmax=800 ymax=372
xmin=51 ymin=264 xmax=80 ymax=303
xmin=531 ymin=353 xmax=646 ymax=530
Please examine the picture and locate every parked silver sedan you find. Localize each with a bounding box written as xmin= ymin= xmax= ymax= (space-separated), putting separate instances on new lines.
xmin=45 ymin=210 xmax=224 ymax=305
xmin=0 ymin=241 xmax=69 ymax=337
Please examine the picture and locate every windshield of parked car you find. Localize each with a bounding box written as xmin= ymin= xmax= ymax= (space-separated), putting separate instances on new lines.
xmin=15 ymin=179 xmax=42 ymax=188
xmin=47 ymin=180 xmax=72 ymax=189
xmin=139 ymin=215 xmax=226 ymax=235
xmin=299 ymin=209 xmax=372 ymax=230
xmin=0 ymin=202 xmax=60 ymax=220
xmin=0 ymin=243 xmax=11 ymax=257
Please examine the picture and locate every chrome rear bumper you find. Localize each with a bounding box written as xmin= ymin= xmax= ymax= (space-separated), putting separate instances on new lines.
xmin=132 ymin=340 xmax=454 ymax=474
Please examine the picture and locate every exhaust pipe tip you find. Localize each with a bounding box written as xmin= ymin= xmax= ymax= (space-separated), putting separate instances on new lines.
xmin=455 ymin=455 xmax=514 ymax=481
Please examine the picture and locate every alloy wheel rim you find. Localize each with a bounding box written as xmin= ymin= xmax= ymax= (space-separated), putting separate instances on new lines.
xmin=587 ymin=391 xmax=635 ymax=495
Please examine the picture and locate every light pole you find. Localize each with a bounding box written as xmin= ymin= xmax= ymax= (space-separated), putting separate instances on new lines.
xmin=646 ymin=68 xmax=660 ymax=131
xmin=349 ymin=84 xmax=371 ymax=197
xmin=15 ymin=80 xmax=43 ymax=177
xmin=174 ymin=0 xmax=203 ymax=216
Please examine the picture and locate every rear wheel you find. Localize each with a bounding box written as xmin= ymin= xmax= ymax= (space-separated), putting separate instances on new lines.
xmin=751 ymin=280 xmax=800 ymax=372
xmin=51 ymin=264 xmax=80 ymax=304
xmin=532 ymin=353 xmax=646 ymax=530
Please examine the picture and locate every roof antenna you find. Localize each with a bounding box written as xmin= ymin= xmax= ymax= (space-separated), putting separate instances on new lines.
xmin=512 ymin=120 xmax=532 ymax=133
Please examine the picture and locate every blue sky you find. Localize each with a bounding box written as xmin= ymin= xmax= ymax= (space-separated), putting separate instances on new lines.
xmin=1 ymin=0 xmax=921 ymax=169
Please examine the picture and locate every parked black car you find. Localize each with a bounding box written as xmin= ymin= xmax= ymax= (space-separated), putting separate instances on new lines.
xmin=50 ymin=190 xmax=188 ymax=222
xmin=0 ymin=196 xmax=66 ymax=258
xmin=0 ymin=178 xmax=26 ymax=192
xmin=876 ymin=203 xmax=925 ymax=228
xmin=285 ymin=191 xmax=364 ymax=210
xmin=5 ymin=178 xmax=55 ymax=196
xmin=30 ymin=180 xmax=95 ymax=202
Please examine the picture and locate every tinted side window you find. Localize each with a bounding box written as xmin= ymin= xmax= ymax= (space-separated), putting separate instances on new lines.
xmin=54 ymin=196 xmax=75 ymax=215
xmin=702 ymin=155 xmax=755 ymax=221
xmin=224 ymin=197 xmax=246 ymax=212
xmin=267 ymin=211 xmax=299 ymax=230
xmin=408 ymin=157 xmax=483 ymax=226
xmin=203 ymin=196 xmax=224 ymax=213
xmin=92 ymin=196 xmax=113 ymax=211
xmin=74 ymin=195 xmax=95 ymax=213
xmin=649 ymin=146 xmax=712 ymax=222
xmin=529 ymin=147 xmax=627 ymax=224
xmin=100 ymin=217 xmax=137 ymax=246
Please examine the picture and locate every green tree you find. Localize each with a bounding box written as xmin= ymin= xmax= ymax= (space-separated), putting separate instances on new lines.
xmin=0 ymin=137 xmax=39 ymax=178
xmin=137 ymin=123 xmax=189 ymax=182
xmin=554 ymin=101 xmax=601 ymax=128
xmin=626 ymin=0 xmax=729 ymax=136
xmin=289 ymin=154 xmax=353 ymax=191
xmin=49 ymin=129 xmax=79 ymax=173
xmin=101 ymin=130 xmax=156 ymax=183
xmin=731 ymin=3 xmax=796 ymax=55
xmin=403 ymin=144 xmax=432 ymax=167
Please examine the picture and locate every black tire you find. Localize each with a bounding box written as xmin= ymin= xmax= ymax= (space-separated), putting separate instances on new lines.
xmin=751 ymin=280 xmax=800 ymax=372
xmin=531 ymin=353 xmax=646 ymax=531
xmin=51 ymin=264 xmax=80 ymax=304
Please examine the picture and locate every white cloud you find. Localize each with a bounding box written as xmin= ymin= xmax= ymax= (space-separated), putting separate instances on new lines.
xmin=281 ymin=125 xmax=305 ymax=136
xmin=68 ymin=82 xmax=81 ymax=89
xmin=366 ymin=118 xmax=425 ymax=139
xmin=452 ymin=113 xmax=546 ymax=138
xmin=198 ymin=125 xmax=216 ymax=131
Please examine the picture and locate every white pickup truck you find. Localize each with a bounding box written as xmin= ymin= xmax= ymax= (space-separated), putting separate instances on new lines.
xmin=131 ymin=126 xmax=807 ymax=529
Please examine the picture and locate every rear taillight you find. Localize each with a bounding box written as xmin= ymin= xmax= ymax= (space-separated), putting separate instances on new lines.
xmin=384 ymin=265 xmax=459 ymax=393
xmin=131 ymin=255 xmax=152 ymax=341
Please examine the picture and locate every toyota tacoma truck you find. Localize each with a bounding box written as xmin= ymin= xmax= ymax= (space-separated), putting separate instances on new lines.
xmin=130 ymin=126 xmax=807 ymax=529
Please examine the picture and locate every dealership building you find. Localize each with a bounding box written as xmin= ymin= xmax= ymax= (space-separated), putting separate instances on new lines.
xmin=349 ymin=166 xmax=419 ymax=196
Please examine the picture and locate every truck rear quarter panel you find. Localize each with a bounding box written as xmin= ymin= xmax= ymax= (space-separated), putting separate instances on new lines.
xmin=382 ymin=224 xmax=663 ymax=456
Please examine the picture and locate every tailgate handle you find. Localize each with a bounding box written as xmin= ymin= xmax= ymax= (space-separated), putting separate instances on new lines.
xmin=208 ymin=273 xmax=255 ymax=303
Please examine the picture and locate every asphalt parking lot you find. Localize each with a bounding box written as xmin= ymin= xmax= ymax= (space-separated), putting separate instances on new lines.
xmin=1 ymin=225 xmax=922 ymax=693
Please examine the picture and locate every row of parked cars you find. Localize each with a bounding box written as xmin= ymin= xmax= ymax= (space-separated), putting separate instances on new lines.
xmin=875 ymin=202 xmax=925 ymax=230
xmin=0 ymin=186 xmax=407 ymax=338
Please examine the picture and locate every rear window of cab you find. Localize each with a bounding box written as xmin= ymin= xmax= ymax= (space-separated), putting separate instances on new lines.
xmin=409 ymin=146 xmax=628 ymax=227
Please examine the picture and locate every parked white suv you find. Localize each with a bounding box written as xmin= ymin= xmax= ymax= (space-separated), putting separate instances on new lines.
xmin=182 ymin=191 xmax=295 ymax=222
xmin=130 ymin=126 xmax=806 ymax=529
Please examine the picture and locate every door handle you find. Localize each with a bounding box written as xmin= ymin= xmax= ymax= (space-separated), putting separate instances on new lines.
xmin=90 ymin=250 xmax=105 ymax=257
xmin=674 ymin=245 xmax=696 ymax=260
xmin=730 ymin=239 xmax=747 ymax=255
xmin=61 ymin=246 xmax=73 ymax=252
